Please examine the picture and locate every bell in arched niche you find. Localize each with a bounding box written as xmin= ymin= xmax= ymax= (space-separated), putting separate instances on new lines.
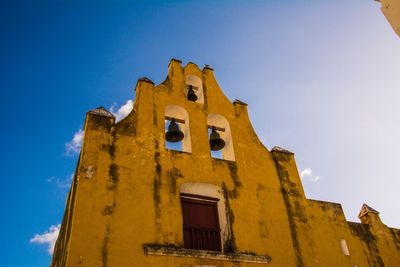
xmin=209 ymin=127 xmax=225 ymax=151
xmin=187 ymin=85 xmax=198 ymax=102
xmin=165 ymin=119 xmax=184 ymax=142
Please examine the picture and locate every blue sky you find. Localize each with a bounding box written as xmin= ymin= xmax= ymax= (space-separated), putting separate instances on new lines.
xmin=1 ymin=1 xmax=399 ymax=266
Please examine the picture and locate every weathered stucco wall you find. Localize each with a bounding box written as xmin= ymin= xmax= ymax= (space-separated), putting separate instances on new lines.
xmin=52 ymin=59 xmax=400 ymax=266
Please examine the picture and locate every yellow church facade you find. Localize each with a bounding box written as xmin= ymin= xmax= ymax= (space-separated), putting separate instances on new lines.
xmin=52 ymin=59 xmax=400 ymax=266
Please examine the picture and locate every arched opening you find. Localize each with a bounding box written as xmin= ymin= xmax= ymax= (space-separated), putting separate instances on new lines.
xmin=180 ymin=183 xmax=231 ymax=252
xmin=186 ymin=75 xmax=204 ymax=104
xmin=207 ymin=114 xmax=235 ymax=161
xmin=165 ymin=105 xmax=191 ymax=153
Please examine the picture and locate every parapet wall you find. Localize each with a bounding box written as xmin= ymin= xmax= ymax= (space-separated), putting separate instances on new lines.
xmin=272 ymin=147 xmax=400 ymax=266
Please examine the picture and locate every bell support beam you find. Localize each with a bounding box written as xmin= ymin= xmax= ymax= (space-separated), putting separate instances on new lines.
xmin=186 ymin=85 xmax=199 ymax=91
xmin=207 ymin=125 xmax=225 ymax=132
xmin=165 ymin=116 xmax=185 ymax=124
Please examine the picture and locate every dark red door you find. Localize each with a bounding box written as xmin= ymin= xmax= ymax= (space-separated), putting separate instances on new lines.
xmin=181 ymin=194 xmax=221 ymax=251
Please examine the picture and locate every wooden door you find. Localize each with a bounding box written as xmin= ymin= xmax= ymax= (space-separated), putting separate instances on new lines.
xmin=181 ymin=194 xmax=221 ymax=251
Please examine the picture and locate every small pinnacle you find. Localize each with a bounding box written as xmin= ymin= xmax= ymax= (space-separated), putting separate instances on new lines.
xmin=358 ymin=203 xmax=380 ymax=218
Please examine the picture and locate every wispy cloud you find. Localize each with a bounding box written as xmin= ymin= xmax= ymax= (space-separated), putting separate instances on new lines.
xmin=300 ymin=168 xmax=321 ymax=183
xmin=110 ymin=99 xmax=133 ymax=122
xmin=30 ymin=224 xmax=61 ymax=255
xmin=47 ymin=173 xmax=74 ymax=188
xmin=65 ymin=129 xmax=84 ymax=155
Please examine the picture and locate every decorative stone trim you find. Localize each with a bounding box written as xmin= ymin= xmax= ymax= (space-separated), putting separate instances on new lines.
xmin=271 ymin=146 xmax=294 ymax=155
xmin=203 ymin=64 xmax=214 ymax=71
xmin=138 ymin=77 xmax=154 ymax=85
xmin=87 ymin=106 xmax=114 ymax=118
xmin=170 ymin=58 xmax=182 ymax=64
xmin=233 ymin=99 xmax=248 ymax=106
xmin=143 ymin=244 xmax=271 ymax=264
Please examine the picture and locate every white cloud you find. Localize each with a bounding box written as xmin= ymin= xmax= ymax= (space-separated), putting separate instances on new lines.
xmin=65 ymin=129 xmax=84 ymax=155
xmin=110 ymin=99 xmax=133 ymax=122
xmin=300 ymin=168 xmax=312 ymax=179
xmin=47 ymin=173 xmax=74 ymax=188
xmin=300 ymin=168 xmax=321 ymax=183
xmin=30 ymin=224 xmax=61 ymax=255
xmin=312 ymin=175 xmax=321 ymax=182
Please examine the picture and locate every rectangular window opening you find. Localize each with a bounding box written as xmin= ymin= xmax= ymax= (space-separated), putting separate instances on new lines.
xmin=180 ymin=194 xmax=222 ymax=252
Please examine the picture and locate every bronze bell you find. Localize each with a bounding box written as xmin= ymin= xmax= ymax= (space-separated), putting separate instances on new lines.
xmin=209 ymin=127 xmax=225 ymax=151
xmin=165 ymin=120 xmax=184 ymax=142
xmin=187 ymin=85 xmax=198 ymax=102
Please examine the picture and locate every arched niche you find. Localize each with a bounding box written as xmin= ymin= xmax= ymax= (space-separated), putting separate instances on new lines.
xmin=207 ymin=114 xmax=235 ymax=161
xmin=165 ymin=105 xmax=191 ymax=153
xmin=186 ymin=75 xmax=204 ymax=104
xmin=180 ymin=182 xmax=231 ymax=252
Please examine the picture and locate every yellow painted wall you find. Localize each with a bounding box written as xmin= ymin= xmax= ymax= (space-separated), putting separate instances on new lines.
xmin=52 ymin=59 xmax=400 ymax=266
